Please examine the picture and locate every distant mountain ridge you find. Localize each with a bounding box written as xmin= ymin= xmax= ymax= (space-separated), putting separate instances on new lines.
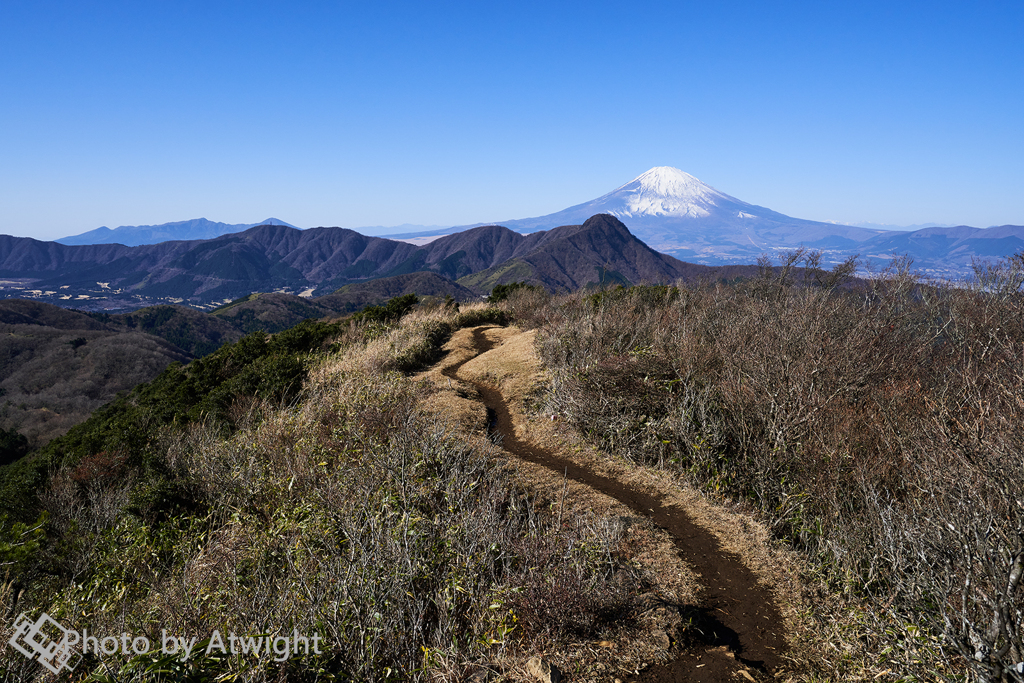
xmin=57 ymin=217 xmax=297 ymax=246
xmin=388 ymin=167 xmax=1023 ymax=277
xmin=57 ymin=218 xmax=454 ymax=246
xmin=391 ymin=167 xmax=887 ymax=248
xmin=11 ymin=166 xmax=1024 ymax=306
xmin=1 ymin=214 xmax=721 ymax=309
xmin=47 ymin=167 xmax=1024 ymax=278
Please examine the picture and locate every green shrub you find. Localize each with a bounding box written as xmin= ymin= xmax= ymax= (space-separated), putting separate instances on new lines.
xmin=0 ymin=426 xmax=28 ymax=467
xmin=351 ymin=293 xmax=419 ymax=324
xmin=0 ymin=512 xmax=46 ymax=576
xmin=487 ymin=281 xmax=542 ymax=303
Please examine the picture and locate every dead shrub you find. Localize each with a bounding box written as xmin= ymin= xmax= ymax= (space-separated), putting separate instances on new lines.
xmin=537 ymin=255 xmax=1024 ymax=681
xmin=506 ymin=515 xmax=637 ymax=641
xmin=69 ymin=450 xmax=128 ymax=486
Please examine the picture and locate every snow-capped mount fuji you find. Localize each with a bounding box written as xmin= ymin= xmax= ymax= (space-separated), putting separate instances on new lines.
xmin=379 ymin=166 xmax=1022 ymax=276
xmin=419 ymin=167 xmax=889 ymax=266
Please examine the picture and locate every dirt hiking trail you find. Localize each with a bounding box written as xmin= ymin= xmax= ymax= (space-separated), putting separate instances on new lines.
xmin=431 ymin=325 xmax=791 ymax=682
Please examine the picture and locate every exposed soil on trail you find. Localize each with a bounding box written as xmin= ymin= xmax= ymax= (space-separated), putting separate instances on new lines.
xmin=442 ymin=326 xmax=790 ymax=683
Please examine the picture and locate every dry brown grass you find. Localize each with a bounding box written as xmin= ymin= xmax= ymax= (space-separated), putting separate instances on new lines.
xmin=525 ymin=257 xmax=1024 ymax=682
xmin=4 ymin=305 xmax=643 ymax=683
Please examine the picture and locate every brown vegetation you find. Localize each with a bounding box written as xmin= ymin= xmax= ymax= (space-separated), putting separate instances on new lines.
xmin=526 ymin=254 xmax=1024 ymax=681
xmin=1 ymin=304 xmax=642 ymax=682
xmin=0 ymin=321 xmax=192 ymax=448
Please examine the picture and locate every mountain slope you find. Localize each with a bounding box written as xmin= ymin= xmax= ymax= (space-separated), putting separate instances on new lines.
xmin=0 ymin=301 xmax=200 ymax=448
xmin=208 ymin=293 xmax=341 ymax=334
xmin=457 ymin=214 xmax=722 ymax=292
xmin=471 ymin=167 xmax=888 ymax=262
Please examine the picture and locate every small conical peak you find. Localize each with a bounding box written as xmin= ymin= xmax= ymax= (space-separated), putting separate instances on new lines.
xmin=581 ymin=213 xmax=632 ymax=234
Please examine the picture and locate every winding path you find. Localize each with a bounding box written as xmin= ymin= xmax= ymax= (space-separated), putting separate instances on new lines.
xmin=442 ymin=327 xmax=790 ymax=683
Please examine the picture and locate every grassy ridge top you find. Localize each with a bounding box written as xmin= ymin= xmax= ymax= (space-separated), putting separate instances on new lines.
xmin=2 ymin=250 xmax=1023 ymax=681
xmin=2 ymin=298 xmax=655 ymax=682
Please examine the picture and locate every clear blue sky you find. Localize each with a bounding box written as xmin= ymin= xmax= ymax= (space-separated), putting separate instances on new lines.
xmin=2 ymin=0 xmax=1022 ymax=240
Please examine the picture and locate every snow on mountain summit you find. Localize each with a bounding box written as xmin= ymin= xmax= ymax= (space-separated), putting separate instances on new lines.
xmin=595 ymin=167 xmax=731 ymax=219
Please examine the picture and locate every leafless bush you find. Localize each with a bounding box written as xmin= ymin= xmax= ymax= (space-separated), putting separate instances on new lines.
xmin=505 ymin=512 xmax=635 ymax=641
xmin=498 ymin=286 xmax=553 ymax=329
xmin=537 ymin=254 xmax=1024 ymax=681
xmin=970 ymin=253 xmax=1024 ymax=300
xmin=39 ymin=462 xmax=134 ymax=581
